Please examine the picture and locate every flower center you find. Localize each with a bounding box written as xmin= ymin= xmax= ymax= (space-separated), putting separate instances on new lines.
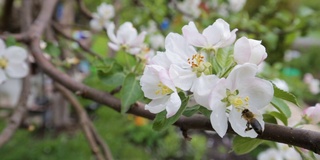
xmin=188 ymin=53 xmax=204 ymax=68
xmin=222 ymin=89 xmax=250 ymax=111
xmin=155 ymin=82 xmax=173 ymax=95
xmin=0 ymin=57 xmax=8 ymax=69
xmin=187 ymin=53 xmax=211 ymax=76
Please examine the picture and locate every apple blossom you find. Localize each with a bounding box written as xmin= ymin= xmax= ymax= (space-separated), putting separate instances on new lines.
xmin=107 ymin=22 xmax=147 ymax=55
xmin=182 ymin=19 xmax=237 ymax=50
xmin=209 ymin=63 xmax=273 ymax=137
xmin=164 ymin=33 xmax=212 ymax=91
xmin=234 ymin=37 xmax=267 ymax=66
xmin=90 ymin=3 xmax=115 ymax=31
xmin=303 ymin=73 xmax=320 ymax=94
xmin=140 ymin=65 xmax=181 ymax=118
xmin=303 ymin=103 xmax=320 ymax=124
xmin=176 ymin=0 xmax=201 ymax=20
xmin=0 ymin=39 xmax=29 ymax=84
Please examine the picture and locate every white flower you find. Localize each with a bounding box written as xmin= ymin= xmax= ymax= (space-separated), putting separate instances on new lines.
xmin=182 ymin=19 xmax=237 ymax=50
xmin=228 ymin=0 xmax=246 ymax=12
xmin=0 ymin=39 xmax=29 ymax=84
xmin=304 ymin=103 xmax=320 ymax=124
xmin=164 ymin=33 xmax=211 ymax=91
xmin=209 ymin=63 xmax=273 ymax=137
xmin=303 ymin=73 xmax=320 ymax=94
xmin=140 ymin=65 xmax=181 ymax=118
xmin=90 ymin=3 xmax=114 ymax=31
xmin=149 ymin=33 xmax=165 ymax=49
xmin=257 ymin=148 xmax=282 ymax=160
xmin=176 ymin=0 xmax=201 ymax=20
xmin=234 ymin=37 xmax=267 ymax=66
xmin=107 ymin=22 xmax=147 ymax=55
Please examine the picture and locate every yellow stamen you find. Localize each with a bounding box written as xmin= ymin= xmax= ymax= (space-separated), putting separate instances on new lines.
xmin=155 ymin=82 xmax=173 ymax=95
xmin=0 ymin=57 xmax=8 ymax=69
xmin=187 ymin=53 xmax=204 ymax=68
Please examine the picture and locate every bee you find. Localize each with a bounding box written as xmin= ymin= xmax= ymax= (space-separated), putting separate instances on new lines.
xmin=241 ymin=109 xmax=263 ymax=135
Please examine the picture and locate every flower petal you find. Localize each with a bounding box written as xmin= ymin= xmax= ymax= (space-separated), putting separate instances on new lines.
xmin=117 ymin=22 xmax=137 ymax=44
xmin=107 ymin=22 xmax=119 ymax=44
xmin=0 ymin=39 xmax=5 ymax=52
xmin=192 ymin=74 xmax=219 ymax=108
xmin=145 ymin=96 xmax=169 ymax=114
xmin=169 ymin=64 xmax=196 ymax=91
xmin=5 ymin=62 xmax=29 ymax=78
xmin=229 ymin=107 xmax=259 ymax=138
xmin=4 ymin=46 xmax=28 ymax=63
xmin=210 ymin=103 xmax=228 ymax=137
xmin=238 ymin=77 xmax=273 ymax=109
xmin=0 ymin=70 xmax=7 ymax=84
xmin=226 ymin=63 xmax=258 ymax=90
xmin=166 ymin=92 xmax=181 ymax=118
xmin=182 ymin=21 xmax=207 ymax=47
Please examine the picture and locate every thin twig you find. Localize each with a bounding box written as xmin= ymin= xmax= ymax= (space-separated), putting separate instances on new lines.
xmin=76 ymin=0 xmax=93 ymax=19
xmin=51 ymin=21 xmax=103 ymax=60
xmin=55 ymin=83 xmax=113 ymax=160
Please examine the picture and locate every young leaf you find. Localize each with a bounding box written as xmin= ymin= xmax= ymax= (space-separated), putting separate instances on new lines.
xmin=120 ymin=73 xmax=144 ymax=114
xmin=268 ymin=111 xmax=288 ymax=126
xmin=273 ymin=84 xmax=299 ymax=107
xmin=152 ymin=93 xmax=189 ymax=131
xmin=232 ymin=136 xmax=264 ymax=155
xmin=271 ymin=97 xmax=291 ymax=118
xmin=101 ymin=72 xmax=125 ymax=88
xmin=199 ymin=106 xmax=211 ymax=118
xmin=183 ymin=105 xmax=201 ymax=117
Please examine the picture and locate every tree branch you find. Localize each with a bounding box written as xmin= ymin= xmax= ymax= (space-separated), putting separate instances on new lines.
xmin=55 ymin=83 xmax=113 ymax=160
xmin=76 ymin=0 xmax=93 ymax=19
xmin=0 ymin=76 xmax=30 ymax=147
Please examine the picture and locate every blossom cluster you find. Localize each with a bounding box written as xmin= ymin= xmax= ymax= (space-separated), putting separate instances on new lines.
xmin=140 ymin=19 xmax=274 ymax=138
xmin=90 ymin=3 xmax=115 ymax=31
xmin=0 ymin=39 xmax=29 ymax=84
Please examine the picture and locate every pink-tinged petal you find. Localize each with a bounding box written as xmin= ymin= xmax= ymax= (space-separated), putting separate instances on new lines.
xmin=140 ymin=65 xmax=163 ymax=99
xmin=5 ymin=62 xmax=29 ymax=78
xmin=229 ymin=107 xmax=260 ymax=138
xmin=234 ymin=37 xmax=251 ymax=64
xmin=210 ymin=103 xmax=228 ymax=137
xmin=108 ymin=42 xmax=120 ymax=51
xmin=305 ymin=103 xmax=320 ymax=124
xmin=130 ymin=31 xmax=147 ymax=47
xmin=169 ymin=64 xmax=196 ymax=91
xmin=219 ymin=28 xmax=238 ymax=48
xmin=4 ymin=46 xmax=28 ymax=63
xmin=117 ymin=22 xmax=137 ymax=44
xmin=192 ymin=74 xmax=219 ymax=108
xmin=107 ymin=22 xmax=119 ymax=44
xmin=166 ymin=92 xmax=181 ymax=118
xmin=0 ymin=70 xmax=7 ymax=84
xmin=0 ymin=39 xmax=6 ymax=52
xmin=234 ymin=37 xmax=267 ymax=65
xmin=226 ymin=63 xmax=258 ymax=90
xmin=182 ymin=21 xmax=207 ymax=47
xmin=203 ymin=23 xmax=222 ymax=47
xmin=238 ymin=78 xmax=273 ymax=109
xmin=145 ymin=96 xmax=169 ymax=114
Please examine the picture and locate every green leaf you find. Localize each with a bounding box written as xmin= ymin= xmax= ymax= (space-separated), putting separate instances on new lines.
xmin=271 ymin=97 xmax=291 ymax=118
xmin=93 ymin=58 xmax=115 ymax=74
xmin=44 ymin=42 xmax=61 ymax=57
xmin=268 ymin=111 xmax=288 ymax=126
xmin=101 ymin=72 xmax=125 ymax=88
xmin=120 ymin=73 xmax=144 ymax=114
xmin=199 ymin=106 xmax=211 ymax=118
xmin=152 ymin=93 xmax=189 ymax=131
xmin=263 ymin=114 xmax=277 ymax=124
xmin=5 ymin=36 xmax=17 ymax=47
xmin=232 ymin=136 xmax=264 ymax=155
xmin=183 ymin=105 xmax=200 ymax=117
xmin=273 ymin=84 xmax=299 ymax=107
